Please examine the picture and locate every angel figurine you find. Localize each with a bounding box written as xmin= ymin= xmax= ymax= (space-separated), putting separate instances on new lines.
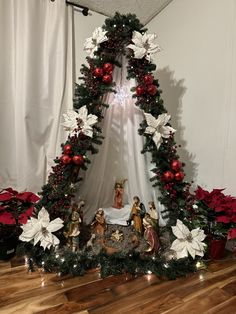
xmin=127 ymin=196 xmax=146 ymax=234
xmin=143 ymin=213 xmax=160 ymax=253
xmin=64 ymin=203 xmax=82 ymax=251
xmin=113 ymin=179 xmax=127 ymax=209
xmin=91 ymin=208 xmax=106 ymax=237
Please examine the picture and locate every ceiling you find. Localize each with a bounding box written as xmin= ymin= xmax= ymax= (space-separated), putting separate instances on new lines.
xmin=74 ymin=0 xmax=173 ymax=25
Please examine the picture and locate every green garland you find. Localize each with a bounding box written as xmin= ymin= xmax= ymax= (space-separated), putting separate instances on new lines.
xmin=18 ymin=12 xmax=202 ymax=278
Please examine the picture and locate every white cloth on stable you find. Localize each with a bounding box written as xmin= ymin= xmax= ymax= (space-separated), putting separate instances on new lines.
xmin=0 ymin=0 xmax=73 ymax=193
xmin=78 ymin=57 xmax=166 ymax=226
xmin=103 ymin=205 xmax=131 ymax=226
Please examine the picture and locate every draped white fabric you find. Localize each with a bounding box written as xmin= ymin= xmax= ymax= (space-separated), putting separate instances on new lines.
xmin=78 ymin=57 xmax=166 ymax=225
xmin=0 ymin=0 xmax=73 ymax=193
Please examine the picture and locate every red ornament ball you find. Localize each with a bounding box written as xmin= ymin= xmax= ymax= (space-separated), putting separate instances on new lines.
xmin=171 ymin=160 xmax=182 ymax=172
xmin=103 ymin=63 xmax=113 ymax=74
xmin=147 ymin=84 xmax=158 ymax=96
xmin=162 ymin=171 xmax=174 ymax=182
xmin=60 ymin=155 xmax=71 ymax=164
xmin=93 ymin=67 xmax=104 ymax=78
xmin=143 ymin=74 xmax=154 ymax=85
xmin=102 ymin=74 xmax=113 ymax=84
xmin=72 ymin=155 xmax=84 ymax=166
xmin=136 ymin=85 xmax=145 ymax=96
xmin=175 ymin=171 xmax=185 ymax=181
xmin=63 ymin=144 xmax=72 ymax=155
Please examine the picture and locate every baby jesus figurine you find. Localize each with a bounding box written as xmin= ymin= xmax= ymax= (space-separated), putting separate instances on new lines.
xmin=113 ymin=179 xmax=127 ymax=209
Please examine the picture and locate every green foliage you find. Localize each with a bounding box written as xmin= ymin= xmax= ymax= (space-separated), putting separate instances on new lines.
xmin=17 ymin=242 xmax=196 ymax=280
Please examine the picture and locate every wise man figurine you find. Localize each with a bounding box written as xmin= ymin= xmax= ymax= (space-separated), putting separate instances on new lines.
xmin=143 ymin=213 xmax=160 ymax=253
xmin=113 ymin=179 xmax=127 ymax=209
xmin=64 ymin=203 xmax=82 ymax=252
xmin=91 ymin=208 xmax=107 ymax=237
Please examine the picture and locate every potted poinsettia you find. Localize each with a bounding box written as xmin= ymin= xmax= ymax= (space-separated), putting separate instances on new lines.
xmin=193 ymin=186 xmax=236 ymax=259
xmin=0 ymin=188 xmax=39 ymax=260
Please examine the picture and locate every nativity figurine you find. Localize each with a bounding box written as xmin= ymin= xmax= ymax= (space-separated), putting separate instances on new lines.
xmin=111 ymin=229 xmax=124 ymax=242
xmin=148 ymin=201 xmax=159 ymax=228
xmin=64 ymin=203 xmax=82 ymax=251
xmin=113 ymin=179 xmax=127 ymax=209
xmin=91 ymin=208 xmax=106 ymax=237
xmin=143 ymin=213 xmax=160 ymax=253
xmin=127 ymin=196 xmax=146 ymax=234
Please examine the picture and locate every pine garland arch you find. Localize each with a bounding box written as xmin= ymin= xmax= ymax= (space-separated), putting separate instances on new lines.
xmin=19 ymin=12 xmax=204 ymax=279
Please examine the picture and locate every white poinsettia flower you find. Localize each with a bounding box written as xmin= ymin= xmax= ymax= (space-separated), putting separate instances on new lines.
xmin=19 ymin=207 xmax=63 ymax=250
xmin=144 ymin=113 xmax=176 ymax=148
xmin=62 ymin=106 xmax=98 ymax=138
xmin=170 ymin=219 xmax=207 ymax=259
xmin=127 ymin=31 xmax=161 ymax=62
xmin=62 ymin=110 xmax=79 ymax=133
xmin=84 ymin=27 xmax=108 ymax=57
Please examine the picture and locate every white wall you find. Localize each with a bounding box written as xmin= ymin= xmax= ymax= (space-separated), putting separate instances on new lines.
xmin=147 ymin=0 xmax=236 ymax=195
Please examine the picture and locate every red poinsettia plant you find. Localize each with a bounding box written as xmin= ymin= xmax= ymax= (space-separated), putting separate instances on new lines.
xmin=0 ymin=188 xmax=40 ymax=239
xmin=194 ymin=186 xmax=236 ymax=239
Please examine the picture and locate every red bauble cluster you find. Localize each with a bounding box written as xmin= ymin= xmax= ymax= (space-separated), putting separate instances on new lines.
xmin=93 ymin=63 xmax=113 ymax=84
xmin=162 ymin=159 xmax=185 ymax=183
xmin=136 ymin=74 xmax=158 ymax=96
xmin=61 ymin=144 xmax=84 ymax=166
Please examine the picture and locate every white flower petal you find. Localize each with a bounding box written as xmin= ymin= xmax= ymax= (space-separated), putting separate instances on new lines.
xmin=47 ymin=218 xmax=64 ymax=233
xmin=19 ymin=207 xmax=63 ymax=250
xmin=38 ymin=208 xmax=50 ymax=228
xmin=62 ymin=110 xmax=79 ymax=133
xmin=34 ymin=230 xmax=43 ymax=246
xmin=186 ymin=242 xmax=196 ymax=259
xmin=84 ymin=27 xmax=107 ymax=57
xmin=161 ymin=126 xmax=176 ymax=138
xmin=170 ymin=239 xmax=186 ymax=252
xmin=152 ymin=132 xmax=162 ymax=148
xmin=170 ymin=219 xmax=207 ymax=260
xmin=176 ymin=247 xmax=188 ymax=259
xmin=127 ymin=31 xmax=160 ymax=61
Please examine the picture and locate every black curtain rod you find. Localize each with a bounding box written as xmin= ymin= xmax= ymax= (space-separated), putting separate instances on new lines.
xmin=65 ymin=1 xmax=89 ymax=16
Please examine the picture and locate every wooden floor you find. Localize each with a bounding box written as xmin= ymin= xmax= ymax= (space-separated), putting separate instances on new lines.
xmin=0 ymin=257 xmax=235 ymax=314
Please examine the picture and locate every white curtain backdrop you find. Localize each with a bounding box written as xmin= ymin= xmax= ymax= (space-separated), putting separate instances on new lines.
xmin=78 ymin=57 xmax=166 ymax=225
xmin=0 ymin=0 xmax=73 ymax=193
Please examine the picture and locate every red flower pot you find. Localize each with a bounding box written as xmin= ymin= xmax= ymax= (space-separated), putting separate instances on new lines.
xmin=209 ymin=237 xmax=227 ymax=260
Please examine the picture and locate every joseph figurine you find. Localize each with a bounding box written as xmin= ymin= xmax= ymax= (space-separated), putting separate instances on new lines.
xmin=128 ymin=196 xmax=146 ymax=234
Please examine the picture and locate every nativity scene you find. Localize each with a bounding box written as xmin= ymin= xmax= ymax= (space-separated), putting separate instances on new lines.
xmin=13 ymin=12 xmax=236 ymax=280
